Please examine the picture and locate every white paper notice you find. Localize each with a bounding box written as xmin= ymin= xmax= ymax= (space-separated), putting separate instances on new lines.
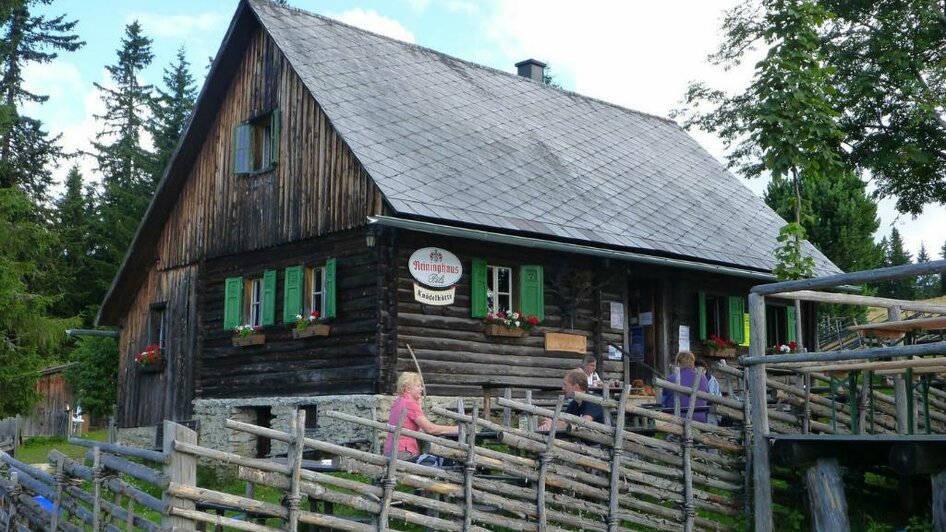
xmin=609 ymin=302 xmax=624 ymax=330
xmin=639 ymin=312 xmax=653 ymax=326
xmin=678 ymin=325 xmax=690 ymax=352
xmin=608 ymin=345 xmax=622 ymax=360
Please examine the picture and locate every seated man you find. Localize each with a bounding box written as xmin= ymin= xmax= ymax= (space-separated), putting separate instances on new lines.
xmin=539 ymin=368 xmax=604 ymax=431
xmin=580 ymin=354 xmax=602 ymax=387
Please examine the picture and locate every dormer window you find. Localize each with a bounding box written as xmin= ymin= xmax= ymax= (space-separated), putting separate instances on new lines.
xmin=233 ymin=109 xmax=280 ymax=174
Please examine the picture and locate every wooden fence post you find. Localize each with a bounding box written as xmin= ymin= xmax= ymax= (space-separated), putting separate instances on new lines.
xmin=287 ymin=409 xmax=305 ymax=530
xmin=933 ymin=469 xmax=946 ymax=532
xmin=502 ymin=388 xmax=512 ymax=429
xmin=163 ymin=420 xmax=197 ymax=530
xmin=378 ymin=408 xmax=406 ymax=529
xmin=537 ymin=395 xmax=565 ymax=530
xmin=608 ymin=386 xmax=630 ymax=532
xmin=524 ymin=391 xmax=535 ymax=432
xmin=748 ymin=291 xmax=773 ymax=532
xmin=804 ymin=458 xmax=849 ymax=531
xmin=682 ymin=368 xmax=704 ymax=532
xmin=50 ymin=457 xmax=63 ymax=531
xmin=463 ymin=405 xmax=479 ymax=531
xmin=92 ymin=446 xmax=102 ymax=531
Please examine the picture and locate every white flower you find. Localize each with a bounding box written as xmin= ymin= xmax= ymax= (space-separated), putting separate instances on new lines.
xmin=515 ymin=321 xmax=521 ymax=327
xmin=295 ymin=314 xmax=302 ymax=320
xmin=308 ymin=315 xmax=317 ymax=322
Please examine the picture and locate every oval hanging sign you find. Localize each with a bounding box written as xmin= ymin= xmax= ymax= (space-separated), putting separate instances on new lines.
xmin=409 ymin=247 xmax=462 ymax=288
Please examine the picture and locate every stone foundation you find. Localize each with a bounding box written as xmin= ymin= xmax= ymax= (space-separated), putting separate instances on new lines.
xmin=115 ymin=394 xmax=505 ymax=459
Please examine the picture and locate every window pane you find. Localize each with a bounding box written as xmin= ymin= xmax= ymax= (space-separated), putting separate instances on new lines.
xmin=250 ymin=279 xmax=262 ymax=326
xmin=310 ymin=267 xmax=324 ymax=314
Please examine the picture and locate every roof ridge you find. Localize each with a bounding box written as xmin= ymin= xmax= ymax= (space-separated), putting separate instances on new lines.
xmin=247 ymin=0 xmax=679 ymax=127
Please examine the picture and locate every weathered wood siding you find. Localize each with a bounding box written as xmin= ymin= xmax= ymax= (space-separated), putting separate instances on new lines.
xmin=388 ymin=232 xmax=625 ymax=396
xmin=117 ymin=265 xmax=198 ymax=428
xmin=116 ymin=26 xmax=384 ymax=424
xmin=156 ymin=28 xmax=383 ymax=269
xmin=198 ymin=230 xmax=379 ymax=398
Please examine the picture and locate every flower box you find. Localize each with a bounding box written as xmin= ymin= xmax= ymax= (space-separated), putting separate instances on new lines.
xmin=233 ymin=334 xmax=266 ymax=347
xmin=705 ymin=346 xmax=737 ymax=358
xmin=139 ymin=362 xmax=164 ymax=374
xmin=485 ymin=323 xmax=529 ymax=338
xmin=292 ymin=324 xmax=331 ymax=339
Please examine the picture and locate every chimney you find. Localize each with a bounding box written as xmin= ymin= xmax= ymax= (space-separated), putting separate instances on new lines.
xmin=515 ymin=59 xmax=547 ymax=83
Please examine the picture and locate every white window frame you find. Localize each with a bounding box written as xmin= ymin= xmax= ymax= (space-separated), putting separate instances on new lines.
xmin=486 ymin=265 xmax=513 ymax=313
xmin=307 ymin=266 xmax=326 ymax=315
xmin=247 ymin=277 xmax=263 ymax=326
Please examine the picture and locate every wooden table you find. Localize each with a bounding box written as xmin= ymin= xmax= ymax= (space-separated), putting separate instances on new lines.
xmin=848 ymin=316 xmax=946 ymax=340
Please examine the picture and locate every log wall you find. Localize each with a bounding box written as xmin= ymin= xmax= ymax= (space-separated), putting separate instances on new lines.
xmin=198 ymin=229 xmax=379 ymax=399
xmin=389 ymin=232 xmax=626 ymax=396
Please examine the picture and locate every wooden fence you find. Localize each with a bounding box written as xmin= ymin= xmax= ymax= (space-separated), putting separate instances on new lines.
xmin=0 ymin=383 xmax=747 ymax=531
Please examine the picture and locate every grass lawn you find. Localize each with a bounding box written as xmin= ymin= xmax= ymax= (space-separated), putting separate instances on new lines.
xmin=13 ymin=429 xmax=108 ymax=465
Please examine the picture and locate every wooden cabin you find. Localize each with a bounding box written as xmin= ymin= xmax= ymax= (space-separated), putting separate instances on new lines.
xmin=95 ymin=0 xmax=840 ymax=442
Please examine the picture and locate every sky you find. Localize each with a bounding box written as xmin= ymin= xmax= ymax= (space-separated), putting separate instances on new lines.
xmin=28 ymin=0 xmax=946 ymax=261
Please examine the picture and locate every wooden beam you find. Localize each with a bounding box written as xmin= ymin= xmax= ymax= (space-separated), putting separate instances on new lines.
xmin=848 ymin=316 xmax=946 ymax=334
xmin=751 ymin=260 xmax=946 ymax=296
xmin=768 ymin=290 xmax=946 ymax=314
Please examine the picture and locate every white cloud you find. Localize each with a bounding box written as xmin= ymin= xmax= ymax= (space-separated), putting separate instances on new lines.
xmin=332 ymin=8 xmax=416 ymax=43
xmin=404 ymin=0 xmax=432 ymax=13
xmin=443 ymin=1 xmax=479 ymax=15
xmin=127 ymin=11 xmax=230 ymax=40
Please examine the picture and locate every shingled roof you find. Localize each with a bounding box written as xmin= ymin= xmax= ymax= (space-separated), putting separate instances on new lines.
xmin=247 ymin=0 xmax=838 ymax=276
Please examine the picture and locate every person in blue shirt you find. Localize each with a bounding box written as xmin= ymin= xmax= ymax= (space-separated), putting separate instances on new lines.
xmin=662 ymin=351 xmax=711 ymax=422
xmin=539 ymin=368 xmax=604 ymax=431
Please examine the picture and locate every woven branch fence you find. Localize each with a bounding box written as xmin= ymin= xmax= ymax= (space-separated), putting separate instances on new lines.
xmin=0 ymin=382 xmax=749 ymax=531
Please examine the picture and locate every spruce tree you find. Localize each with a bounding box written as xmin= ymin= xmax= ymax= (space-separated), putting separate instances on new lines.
xmin=54 ymin=166 xmax=106 ymax=323
xmin=0 ymin=187 xmax=77 ymax=417
xmin=877 ymin=228 xmax=914 ymax=300
xmin=0 ymin=0 xmax=83 ymax=203
xmin=914 ymin=243 xmax=937 ymax=300
xmin=89 ymin=21 xmax=155 ymax=294
xmin=765 ymin=171 xmax=881 ymax=274
xmin=149 ymin=46 xmax=196 ymax=181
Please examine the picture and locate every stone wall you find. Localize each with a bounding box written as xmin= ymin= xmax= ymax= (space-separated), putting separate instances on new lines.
xmin=115 ymin=394 xmax=499 ymax=458
xmin=191 ymin=394 xmax=479 ymax=456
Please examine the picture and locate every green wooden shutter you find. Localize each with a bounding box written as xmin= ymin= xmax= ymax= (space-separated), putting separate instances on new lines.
xmin=728 ymin=296 xmax=745 ymax=344
xmin=740 ymin=313 xmax=751 ymax=347
xmin=698 ymin=291 xmax=707 ymax=340
xmin=471 ymin=259 xmax=487 ymax=318
xmin=786 ymin=306 xmax=797 ymax=342
xmin=324 ymin=258 xmax=337 ymax=319
xmin=270 ymin=109 xmax=280 ymax=166
xmin=233 ymin=123 xmax=251 ymax=174
xmin=223 ymin=277 xmax=243 ymax=330
xmin=519 ymin=265 xmax=544 ymax=321
xmin=262 ymin=270 xmax=276 ymax=326
xmin=282 ymin=266 xmax=303 ymax=323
